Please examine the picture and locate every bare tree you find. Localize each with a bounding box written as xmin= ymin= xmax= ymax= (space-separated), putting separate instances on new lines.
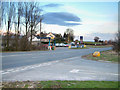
xmin=2 ymin=2 xmax=43 ymax=51
xmin=65 ymin=28 xmax=74 ymax=43
xmin=4 ymin=2 xmax=15 ymax=51
xmin=20 ymin=2 xmax=43 ymax=50
xmin=94 ymin=36 xmax=99 ymax=42
xmin=113 ymin=31 xmax=120 ymax=54
xmin=39 ymin=17 xmax=43 ymax=44
xmin=15 ymin=2 xmax=23 ymax=50
xmin=21 ymin=2 xmax=42 ymax=50
xmin=0 ymin=2 xmax=2 ymax=29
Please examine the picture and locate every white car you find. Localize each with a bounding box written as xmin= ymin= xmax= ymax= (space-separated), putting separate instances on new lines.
xmin=59 ymin=43 xmax=66 ymax=47
xmin=55 ymin=43 xmax=60 ymax=47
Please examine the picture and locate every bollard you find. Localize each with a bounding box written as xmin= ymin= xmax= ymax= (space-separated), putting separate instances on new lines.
xmin=93 ymin=51 xmax=100 ymax=57
xmin=68 ymin=45 xmax=71 ymax=49
xmin=84 ymin=45 xmax=86 ymax=47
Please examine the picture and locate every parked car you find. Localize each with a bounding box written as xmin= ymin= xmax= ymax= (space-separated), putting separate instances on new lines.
xmin=56 ymin=43 xmax=69 ymax=47
xmin=59 ymin=43 xmax=66 ymax=47
xmin=55 ymin=43 xmax=60 ymax=47
xmin=64 ymin=44 xmax=69 ymax=47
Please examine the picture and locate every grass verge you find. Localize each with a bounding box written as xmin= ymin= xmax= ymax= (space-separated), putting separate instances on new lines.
xmin=83 ymin=42 xmax=102 ymax=45
xmin=82 ymin=50 xmax=118 ymax=63
xmin=2 ymin=49 xmax=49 ymax=53
xmin=70 ymin=45 xmax=111 ymax=49
xmin=87 ymin=45 xmax=112 ymax=48
xmin=2 ymin=81 xmax=119 ymax=88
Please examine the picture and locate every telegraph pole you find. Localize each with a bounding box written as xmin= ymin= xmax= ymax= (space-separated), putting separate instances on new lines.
xmin=39 ymin=18 xmax=42 ymax=45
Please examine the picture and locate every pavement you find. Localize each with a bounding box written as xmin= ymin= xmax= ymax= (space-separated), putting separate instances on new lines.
xmin=1 ymin=47 xmax=118 ymax=81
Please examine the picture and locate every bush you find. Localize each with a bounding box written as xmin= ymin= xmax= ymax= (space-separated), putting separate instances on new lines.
xmin=32 ymin=44 xmax=48 ymax=51
xmin=113 ymin=31 xmax=120 ymax=54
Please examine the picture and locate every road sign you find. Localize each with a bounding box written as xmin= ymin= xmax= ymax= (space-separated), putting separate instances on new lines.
xmin=46 ymin=32 xmax=55 ymax=40
xmin=80 ymin=36 xmax=83 ymax=41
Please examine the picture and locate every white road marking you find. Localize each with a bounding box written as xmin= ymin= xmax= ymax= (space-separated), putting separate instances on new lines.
xmin=2 ymin=55 xmax=118 ymax=77
xmin=2 ymin=56 xmax=82 ymax=75
xmin=6 ymin=69 xmax=14 ymax=72
xmin=69 ymin=69 xmax=118 ymax=76
xmin=106 ymin=73 xmax=118 ymax=76
xmin=70 ymin=69 xmax=79 ymax=73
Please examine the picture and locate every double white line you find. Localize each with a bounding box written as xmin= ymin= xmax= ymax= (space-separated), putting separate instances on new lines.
xmin=2 ymin=56 xmax=81 ymax=75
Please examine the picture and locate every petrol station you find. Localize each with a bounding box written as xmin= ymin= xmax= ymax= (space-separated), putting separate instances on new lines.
xmin=35 ymin=32 xmax=56 ymax=50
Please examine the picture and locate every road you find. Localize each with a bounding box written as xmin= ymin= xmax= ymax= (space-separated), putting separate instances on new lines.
xmin=2 ymin=47 xmax=118 ymax=81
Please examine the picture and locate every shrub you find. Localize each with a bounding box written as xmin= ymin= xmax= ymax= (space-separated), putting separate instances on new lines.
xmin=113 ymin=31 xmax=120 ymax=54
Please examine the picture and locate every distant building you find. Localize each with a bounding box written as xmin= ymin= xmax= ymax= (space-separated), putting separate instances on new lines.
xmin=104 ymin=40 xmax=108 ymax=44
xmin=31 ymin=32 xmax=56 ymax=45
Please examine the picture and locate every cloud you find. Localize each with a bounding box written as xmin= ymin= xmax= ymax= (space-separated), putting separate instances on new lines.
xmin=43 ymin=3 xmax=63 ymax=8
xmin=63 ymin=5 xmax=109 ymax=18
xmin=85 ymin=33 xmax=116 ymax=41
xmin=42 ymin=12 xmax=81 ymax=26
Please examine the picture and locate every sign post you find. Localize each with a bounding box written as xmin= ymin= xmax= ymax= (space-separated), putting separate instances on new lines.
xmin=46 ymin=32 xmax=56 ymax=50
xmin=80 ymin=36 xmax=83 ymax=44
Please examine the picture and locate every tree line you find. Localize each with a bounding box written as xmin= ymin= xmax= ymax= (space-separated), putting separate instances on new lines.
xmin=1 ymin=2 xmax=43 ymax=51
xmin=1 ymin=2 xmax=75 ymax=51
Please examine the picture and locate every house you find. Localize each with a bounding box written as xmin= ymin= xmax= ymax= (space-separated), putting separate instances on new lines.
xmin=31 ymin=32 xmax=56 ymax=45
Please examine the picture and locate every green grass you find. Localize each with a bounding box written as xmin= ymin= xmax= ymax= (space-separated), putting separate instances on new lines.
xmin=83 ymin=42 xmax=102 ymax=44
xmin=82 ymin=50 xmax=118 ymax=63
xmin=24 ymin=84 xmax=29 ymax=88
xmin=87 ymin=45 xmax=111 ymax=48
xmin=2 ymin=81 xmax=119 ymax=88
xmin=70 ymin=45 xmax=111 ymax=49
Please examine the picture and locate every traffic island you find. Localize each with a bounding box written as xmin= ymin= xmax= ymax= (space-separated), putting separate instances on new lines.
xmin=69 ymin=45 xmax=88 ymax=49
xmin=82 ymin=50 xmax=119 ymax=63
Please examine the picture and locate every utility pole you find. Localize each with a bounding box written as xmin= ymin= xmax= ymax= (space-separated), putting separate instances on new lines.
xmin=39 ymin=18 xmax=42 ymax=45
xmin=7 ymin=20 xmax=10 ymax=51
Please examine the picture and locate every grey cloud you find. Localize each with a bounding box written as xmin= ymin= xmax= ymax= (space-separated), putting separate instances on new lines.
xmin=43 ymin=3 xmax=63 ymax=7
xmin=42 ymin=12 xmax=81 ymax=26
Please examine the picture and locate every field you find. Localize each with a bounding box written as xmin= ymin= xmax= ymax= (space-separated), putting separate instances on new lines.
xmin=83 ymin=41 xmax=102 ymax=45
xmin=2 ymin=81 xmax=119 ymax=88
xmin=87 ymin=45 xmax=112 ymax=48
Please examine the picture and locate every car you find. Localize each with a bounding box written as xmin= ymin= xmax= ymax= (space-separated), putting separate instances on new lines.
xmin=55 ymin=43 xmax=60 ymax=47
xmin=59 ymin=43 xmax=66 ymax=47
xmin=64 ymin=44 xmax=69 ymax=47
xmin=59 ymin=43 xmax=64 ymax=47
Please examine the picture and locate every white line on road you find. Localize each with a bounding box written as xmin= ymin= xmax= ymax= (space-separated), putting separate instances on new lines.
xmin=2 ymin=55 xmax=118 ymax=77
xmin=2 ymin=56 xmax=82 ymax=75
xmin=69 ymin=69 xmax=118 ymax=76
xmin=70 ymin=69 xmax=79 ymax=73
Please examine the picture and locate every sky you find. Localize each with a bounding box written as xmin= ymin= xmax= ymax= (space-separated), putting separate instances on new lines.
xmin=2 ymin=1 xmax=118 ymax=41
xmin=38 ymin=2 xmax=118 ymax=41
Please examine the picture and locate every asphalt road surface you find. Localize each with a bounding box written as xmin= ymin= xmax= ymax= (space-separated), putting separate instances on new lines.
xmin=2 ymin=47 xmax=118 ymax=81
